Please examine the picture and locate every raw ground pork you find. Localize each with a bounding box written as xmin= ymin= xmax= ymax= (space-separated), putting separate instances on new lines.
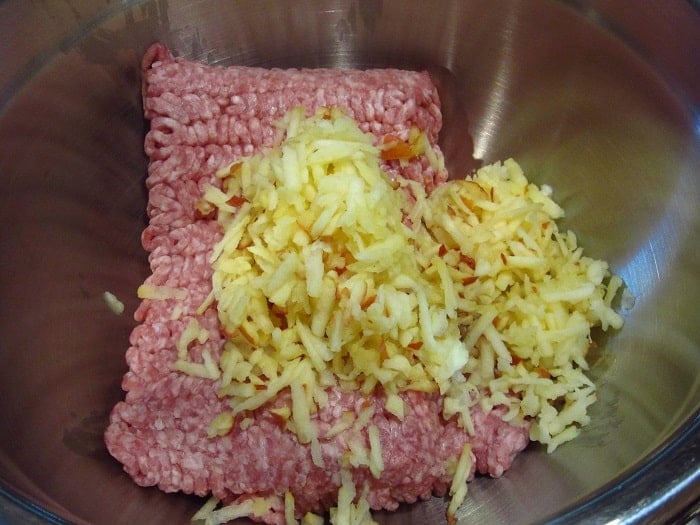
xmin=105 ymin=44 xmax=529 ymax=523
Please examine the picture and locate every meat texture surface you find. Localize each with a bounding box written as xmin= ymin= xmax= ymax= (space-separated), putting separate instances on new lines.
xmin=105 ymin=43 xmax=529 ymax=524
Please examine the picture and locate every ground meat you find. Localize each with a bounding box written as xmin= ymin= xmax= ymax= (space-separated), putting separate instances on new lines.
xmin=140 ymin=43 xmax=446 ymax=241
xmin=105 ymin=43 xmax=530 ymax=524
xmin=107 ymin=386 xmax=526 ymax=519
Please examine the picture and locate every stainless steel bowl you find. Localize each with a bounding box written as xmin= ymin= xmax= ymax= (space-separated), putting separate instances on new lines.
xmin=0 ymin=1 xmax=698 ymax=524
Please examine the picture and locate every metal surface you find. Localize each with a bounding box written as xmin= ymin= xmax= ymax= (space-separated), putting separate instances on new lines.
xmin=0 ymin=1 xmax=698 ymax=524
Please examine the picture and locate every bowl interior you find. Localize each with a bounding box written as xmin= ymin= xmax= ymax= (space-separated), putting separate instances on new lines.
xmin=0 ymin=1 xmax=698 ymax=524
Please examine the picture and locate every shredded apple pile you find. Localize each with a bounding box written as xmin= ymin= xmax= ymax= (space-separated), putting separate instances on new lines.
xmin=168 ymin=107 xmax=624 ymax=524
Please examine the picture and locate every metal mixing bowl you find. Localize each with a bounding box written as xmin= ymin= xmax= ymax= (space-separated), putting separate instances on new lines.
xmin=0 ymin=1 xmax=698 ymax=524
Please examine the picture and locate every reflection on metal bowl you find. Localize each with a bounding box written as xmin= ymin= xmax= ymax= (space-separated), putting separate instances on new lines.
xmin=0 ymin=1 xmax=698 ymax=524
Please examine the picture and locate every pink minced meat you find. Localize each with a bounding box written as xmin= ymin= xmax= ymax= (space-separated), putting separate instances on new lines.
xmin=105 ymin=43 xmax=529 ymax=524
